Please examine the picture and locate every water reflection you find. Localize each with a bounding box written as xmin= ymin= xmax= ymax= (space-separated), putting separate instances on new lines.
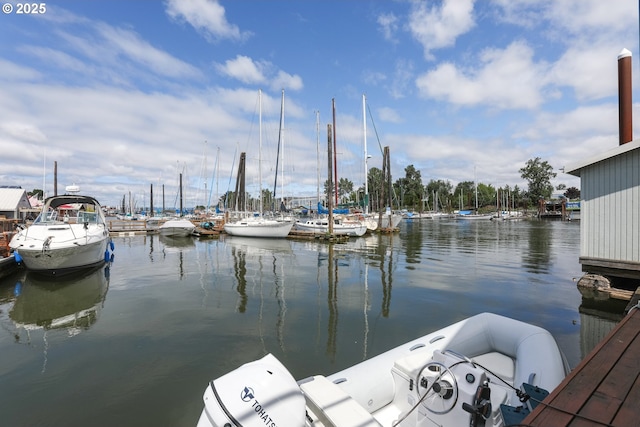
xmin=158 ymin=234 xmax=196 ymax=279
xmin=10 ymin=266 xmax=110 ymax=334
xmin=523 ymin=220 xmax=553 ymax=273
xmin=223 ymin=236 xmax=294 ymax=353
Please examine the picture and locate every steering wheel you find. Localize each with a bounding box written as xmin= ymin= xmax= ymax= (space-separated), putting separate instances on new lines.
xmin=416 ymin=361 xmax=459 ymax=414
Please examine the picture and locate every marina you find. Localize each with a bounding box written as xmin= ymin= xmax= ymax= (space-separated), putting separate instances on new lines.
xmin=0 ymin=218 xmax=608 ymax=426
xmin=1 ymin=2 xmax=638 ymax=426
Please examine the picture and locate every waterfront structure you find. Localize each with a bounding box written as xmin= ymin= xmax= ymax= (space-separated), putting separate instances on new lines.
xmin=565 ymin=139 xmax=639 ymax=281
xmin=0 ymin=187 xmax=32 ymax=220
xmin=565 ymin=49 xmax=639 ymax=283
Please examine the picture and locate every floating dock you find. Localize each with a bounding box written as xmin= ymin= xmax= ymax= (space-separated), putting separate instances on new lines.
xmin=523 ymin=305 xmax=640 ymax=426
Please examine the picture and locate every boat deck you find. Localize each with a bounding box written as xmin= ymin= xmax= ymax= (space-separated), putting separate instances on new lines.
xmin=523 ymin=306 xmax=640 ymax=426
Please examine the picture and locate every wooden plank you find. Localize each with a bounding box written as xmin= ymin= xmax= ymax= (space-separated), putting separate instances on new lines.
xmin=611 ymin=371 xmax=640 ymax=425
xmin=573 ymin=332 xmax=640 ymax=425
xmin=524 ymin=308 xmax=640 ymax=426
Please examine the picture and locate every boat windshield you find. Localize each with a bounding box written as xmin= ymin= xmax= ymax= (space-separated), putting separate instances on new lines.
xmin=33 ymin=206 xmax=102 ymax=225
xmin=78 ymin=210 xmax=99 ymax=224
xmin=33 ymin=208 xmax=58 ymax=224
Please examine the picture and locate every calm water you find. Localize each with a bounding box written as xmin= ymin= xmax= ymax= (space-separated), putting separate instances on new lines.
xmin=0 ymin=219 xmax=590 ymax=426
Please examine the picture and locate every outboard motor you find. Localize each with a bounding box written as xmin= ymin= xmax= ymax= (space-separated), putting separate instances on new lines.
xmin=197 ymin=353 xmax=306 ymax=427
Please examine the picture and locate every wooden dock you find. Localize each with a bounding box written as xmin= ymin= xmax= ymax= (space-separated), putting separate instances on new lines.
xmin=523 ymin=305 xmax=640 ymax=426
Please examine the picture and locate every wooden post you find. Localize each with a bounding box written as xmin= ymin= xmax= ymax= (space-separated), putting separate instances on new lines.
xmin=327 ymin=124 xmax=334 ymax=235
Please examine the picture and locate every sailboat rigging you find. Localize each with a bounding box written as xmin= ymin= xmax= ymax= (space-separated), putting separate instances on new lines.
xmin=223 ymin=89 xmax=294 ymax=238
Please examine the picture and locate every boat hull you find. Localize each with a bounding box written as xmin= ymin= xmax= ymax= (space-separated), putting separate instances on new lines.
xmin=224 ymin=219 xmax=293 ymax=238
xmin=294 ymin=220 xmax=367 ymax=236
xmin=12 ymin=231 xmax=110 ymax=274
xmin=158 ymin=219 xmax=196 ymax=237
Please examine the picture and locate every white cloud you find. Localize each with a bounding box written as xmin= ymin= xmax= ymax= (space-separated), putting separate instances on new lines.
xmin=545 ymin=0 xmax=636 ymax=36
xmin=377 ymin=107 xmax=403 ymax=124
xmin=408 ymin=0 xmax=476 ymax=60
xmin=95 ymin=24 xmax=202 ymax=79
xmin=0 ymin=59 xmax=41 ymax=81
xmin=416 ymin=40 xmax=547 ymax=109
xmin=216 ymin=55 xmax=267 ymax=84
xmin=165 ymin=0 xmax=251 ymax=42
xmin=216 ymin=55 xmax=303 ymax=92
xmin=548 ymin=44 xmax=621 ymax=101
xmin=377 ymin=12 xmax=399 ymax=42
xmin=389 ymin=59 xmax=414 ymax=99
xmin=0 ymin=122 xmax=47 ymax=143
xmin=271 ymin=70 xmax=304 ymax=92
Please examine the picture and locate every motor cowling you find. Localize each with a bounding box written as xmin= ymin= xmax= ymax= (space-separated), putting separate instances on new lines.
xmin=197 ymin=353 xmax=306 ymax=427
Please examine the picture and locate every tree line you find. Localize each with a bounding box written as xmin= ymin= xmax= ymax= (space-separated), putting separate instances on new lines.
xmin=331 ymin=157 xmax=580 ymax=213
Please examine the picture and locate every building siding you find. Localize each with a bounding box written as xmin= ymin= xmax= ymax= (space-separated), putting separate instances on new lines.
xmin=580 ymin=148 xmax=639 ymax=264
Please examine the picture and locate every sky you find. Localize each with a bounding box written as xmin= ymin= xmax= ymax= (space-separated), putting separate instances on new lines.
xmin=1 ymin=0 xmax=638 ymax=210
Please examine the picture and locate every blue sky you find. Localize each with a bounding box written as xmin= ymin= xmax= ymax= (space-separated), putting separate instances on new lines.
xmin=1 ymin=0 xmax=638 ymax=209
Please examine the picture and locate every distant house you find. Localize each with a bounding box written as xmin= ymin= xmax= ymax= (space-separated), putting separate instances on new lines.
xmin=565 ymin=139 xmax=639 ymax=281
xmin=0 ymin=187 xmax=32 ymax=220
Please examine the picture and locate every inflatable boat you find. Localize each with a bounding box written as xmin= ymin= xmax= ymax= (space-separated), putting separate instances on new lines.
xmin=196 ymin=312 xmax=569 ymax=427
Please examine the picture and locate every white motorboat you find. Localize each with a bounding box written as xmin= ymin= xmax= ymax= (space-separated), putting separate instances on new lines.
xmin=456 ymin=213 xmax=494 ymax=220
xmin=9 ymin=193 xmax=112 ymax=275
xmin=196 ymin=312 xmax=568 ymax=427
xmin=159 ymin=218 xmax=196 ymax=237
xmin=224 ymin=217 xmax=293 ymax=238
xmin=295 ymin=218 xmax=367 ymax=237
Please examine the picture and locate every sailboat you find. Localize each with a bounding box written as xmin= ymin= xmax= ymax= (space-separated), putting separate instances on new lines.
xmin=294 ymin=99 xmax=367 ymax=237
xmin=363 ymin=95 xmax=402 ymax=230
xmin=224 ymin=90 xmax=294 ymax=238
xmin=456 ymin=167 xmax=493 ymax=220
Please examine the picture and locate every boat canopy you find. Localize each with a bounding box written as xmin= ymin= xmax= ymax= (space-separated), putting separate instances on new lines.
xmin=45 ymin=195 xmax=101 ymax=209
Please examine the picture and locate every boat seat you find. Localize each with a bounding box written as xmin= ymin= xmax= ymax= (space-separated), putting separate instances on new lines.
xmin=472 ymin=351 xmax=515 ymax=384
xmin=300 ymin=375 xmax=382 ymax=427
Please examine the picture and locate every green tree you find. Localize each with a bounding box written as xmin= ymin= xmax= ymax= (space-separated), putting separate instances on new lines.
xmin=366 ymin=167 xmax=384 ymax=211
xmin=394 ymin=165 xmax=423 ymax=209
xmin=519 ymin=157 xmax=557 ymax=205
xmin=564 ymin=187 xmax=580 ymax=200
xmin=29 ymin=189 xmax=43 ymax=199
xmin=323 ymin=177 xmax=354 ymax=203
xmin=338 ymin=177 xmax=354 ymax=201
xmin=453 ymin=181 xmax=475 ymax=210
xmin=476 ymin=183 xmax=495 ymax=209
xmin=426 ymin=179 xmax=453 ymax=211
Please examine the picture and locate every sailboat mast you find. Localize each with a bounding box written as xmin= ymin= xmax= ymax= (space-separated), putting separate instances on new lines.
xmin=281 ymin=89 xmax=285 ymax=209
xmin=179 ymin=173 xmax=183 ymax=216
xmin=474 ymin=165 xmax=478 ymax=213
xmin=259 ymin=89 xmax=263 ymax=215
xmin=332 ymin=98 xmax=338 ymax=205
xmin=315 ymin=110 xmax=320 ymax=211
xmin=216 ymin=146 xmax=220 ymax=211
xmin=363 ymin=94 xmax=368 ymax=215
xmin=42 ymin=149 xmax=46 ymax=200
xmin=273 ymin=89 xmax=285 ymax=211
